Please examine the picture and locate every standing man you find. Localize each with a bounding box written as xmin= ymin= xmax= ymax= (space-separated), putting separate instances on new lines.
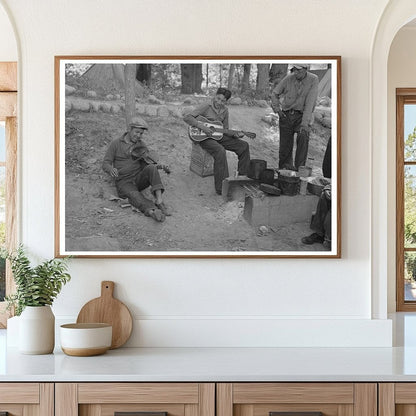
xmin=183 ymin=87 xmax=251 ymax=195
xmin=102 ymin=116 xmax=171 ymax=222
xmin=271 ymin=64 xmax=319 ymax=171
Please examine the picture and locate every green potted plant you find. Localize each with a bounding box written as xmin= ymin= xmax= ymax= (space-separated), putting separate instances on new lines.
xmin=4 ymin=245 xmax=71 ymax=354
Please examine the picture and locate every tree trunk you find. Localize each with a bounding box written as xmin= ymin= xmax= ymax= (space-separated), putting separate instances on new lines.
xmin=269 ymin=64 xmax=288 ymax=87
xmin=181 ymin=64 xmax=203 ymax=94
xmin=194 ymin=64 xmax=203 ymax=93
xmin=124 ymin=64 xmax=136 ymax=129
xmin=228 ymin=64 xmax=235 ymax=90
xmin=241 ymin=64 xmax=251 ymax=93
xmin=136 ymin=64 xmax=152 ymax=87
xmin=256 ymin=64 xmax=270 ymax=99
xmin=206 ymin=64 xmax=209 ymax=91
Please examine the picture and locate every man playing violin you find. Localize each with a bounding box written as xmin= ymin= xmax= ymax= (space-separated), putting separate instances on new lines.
xmin=102 ymin=116 xmax=172 ymax=222
xmin=183 ymin=87 xmax=251 ymax=195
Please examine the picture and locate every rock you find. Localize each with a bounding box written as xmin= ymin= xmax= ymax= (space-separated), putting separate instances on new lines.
xmin=72 ymin=99 xmax=90 ymax=112
xmin=111 ymin=104 xmax=121 ymax=114
xmin=106 ymin=94 xmax=114 ymax=100
xmin=148 ymin=95 xmax=162 ymax=105
xmin=255 ymin=100 xmax=269 ymax=108
xmin=100 ymin=103 xmax=112 ymax=113
xmin=145 ymin=105 xmax=158 ymax=116
xmin=262 ymin=113 xmax=279 ymax=126
xmin=90 ymin=101 xmax=100 ymax=112
xmin=65 ymin=85 xmax=76 ymax=95
xmin=170 ymin=107 xmax=184 ymax=118
xmin=183 ymin=97 xmax=197 ymax=105
xmin=229 ymin=97 xmax=242 ymax=105
xmin=114 ymin=94 xmax=121 ymax=100
xmin=86 ymin=90 xmax=97 ymax=98
xmin=258 ymin=225 xmax=270 ymax=236
xmin=158 ymin=106 xmax=170 ymax=117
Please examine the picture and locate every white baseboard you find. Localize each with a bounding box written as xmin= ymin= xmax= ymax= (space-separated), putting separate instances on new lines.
xmin=52 ymin=317 xmax=393 ymax=348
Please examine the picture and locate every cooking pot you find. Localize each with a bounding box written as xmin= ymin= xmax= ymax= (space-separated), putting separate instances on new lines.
xmin=248 ymin=159 xmax=267 ymax=180
xmin=259 ymin=168 xmax=275 ymax=185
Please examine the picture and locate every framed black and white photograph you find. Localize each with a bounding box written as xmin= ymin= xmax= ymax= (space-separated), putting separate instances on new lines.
xmin=55 ymin=56 xmax=341 ymax=258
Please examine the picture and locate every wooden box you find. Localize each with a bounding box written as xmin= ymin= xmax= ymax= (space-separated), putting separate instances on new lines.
xmin=190 ymin=142 xmax=214 ymax=177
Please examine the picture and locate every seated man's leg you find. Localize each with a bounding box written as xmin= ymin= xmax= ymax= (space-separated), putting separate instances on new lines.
xmin=135 ymin=164 xmax=171 ymax=217
xmin=219 ymin=135 xmax=250 ymax=176
xmin=199 ymin=138 xmax=229 ymax=194
xmin=323 ymin=208 xmax=331 ymax=249
xmin=302 ymin=193 xmax=331 ymax=246
xmin=135 ymin=164 xmax=164 ymax=195
xmin=116 ymin=178 xmax=157 ymax=216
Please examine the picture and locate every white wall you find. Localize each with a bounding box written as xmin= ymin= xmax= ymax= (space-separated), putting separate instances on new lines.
xmin=0 ymin=0 xmax=394 ymax=347
xmin=387 ymin=26 xmax=416 ymax=312
xmin=0 ymin=2 xmax=16 ymax=61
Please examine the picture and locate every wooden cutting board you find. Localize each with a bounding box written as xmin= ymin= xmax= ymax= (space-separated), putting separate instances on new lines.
xmin=76 ymin=281 xmax=133 ymax=349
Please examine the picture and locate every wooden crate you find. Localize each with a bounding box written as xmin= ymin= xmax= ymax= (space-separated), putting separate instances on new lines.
xmin=189 ymin=142 xmax=214 ymax=177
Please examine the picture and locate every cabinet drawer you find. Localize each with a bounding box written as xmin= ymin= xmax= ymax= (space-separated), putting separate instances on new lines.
xmin=379 ymin=383 xmax=416 ymax=415
xmin=0 ymin=383 xmax=53 ymax=416
xmin=56 ymin=383 xmax=215 ymax=416
xmin=217 ymin=383 xmax=376 ymax=416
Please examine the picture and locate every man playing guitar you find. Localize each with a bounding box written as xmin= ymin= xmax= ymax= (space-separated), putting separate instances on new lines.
xmin=183 ymin=87 xmax=251 ymax=195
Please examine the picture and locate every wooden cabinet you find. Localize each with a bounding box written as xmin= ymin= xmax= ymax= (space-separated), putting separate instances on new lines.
xmin=0 ymin=383 xmax=53 ymax=415
xmin=217 ymin=383 xmax=377 ymax=416
xmin=55 ymin=383 xmax=215 ymax=416
xmin=2 ymin=380 xmax=413 ymax=416
xmin=379 ymin=383 xmax=416 ymax=416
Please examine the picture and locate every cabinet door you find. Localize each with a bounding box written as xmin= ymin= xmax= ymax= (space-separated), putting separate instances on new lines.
xmin=217 ymin=383 xmax=377 ymax=416
xmin=379 ymin=383 xmax=416 ymax=416
xmin=0 ymin=383 xmax=53 ymax=416
xmin=55 ymin=383 xmax=215 ymax=416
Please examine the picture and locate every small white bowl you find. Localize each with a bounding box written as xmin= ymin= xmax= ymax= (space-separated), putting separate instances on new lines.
xmin=60 ymin=323 xmax=112 ymax=356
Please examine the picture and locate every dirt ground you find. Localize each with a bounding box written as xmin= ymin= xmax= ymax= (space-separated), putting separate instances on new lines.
xmin=64 ymin=101 xmax=331 ymax=253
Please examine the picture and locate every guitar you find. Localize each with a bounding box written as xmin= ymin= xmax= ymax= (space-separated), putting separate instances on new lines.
xmin=188 ymin=115 xmax=256 ymax=143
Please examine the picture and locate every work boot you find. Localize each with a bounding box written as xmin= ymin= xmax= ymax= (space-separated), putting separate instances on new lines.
xmin=301 ymin=232 xmax=324 ymax=245
xmin=146 ymin=208 xmax=165 ymax=222
xmin=155 ymin=202 xmax=172 ymax=216
xmin=323 ymin=239 xmax=331 ymax=250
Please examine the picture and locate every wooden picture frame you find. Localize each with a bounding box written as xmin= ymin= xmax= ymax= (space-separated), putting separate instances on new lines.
xmin=55 ymin=56 xmax=341 ymax=258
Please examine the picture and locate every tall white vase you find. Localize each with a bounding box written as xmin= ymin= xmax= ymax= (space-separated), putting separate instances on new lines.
xmin=19 ymin=306 xmax=55 ymax=354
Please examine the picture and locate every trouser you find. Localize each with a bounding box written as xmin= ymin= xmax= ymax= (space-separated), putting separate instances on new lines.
xmin=279 ymin=110 xmax=310 ymax=169
xmin=322 ymin=137 xmax=331 ymax=179
xmin=311 ymin=191 xmax=331 ymax=241
xmin=116 ymin=164 xmax=164 ymax=214
xmin=199 ymin=134 xmax=250 ymax=194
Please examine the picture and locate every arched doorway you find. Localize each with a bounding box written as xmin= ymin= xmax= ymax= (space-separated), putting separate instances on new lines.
xmin=0 ymin=1 xmax=18 ymax=327
xmin=371 ymin=1 xmax=416 ymax=318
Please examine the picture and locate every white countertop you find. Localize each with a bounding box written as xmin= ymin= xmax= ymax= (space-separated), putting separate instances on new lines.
xmin=2 ymin=313 xmax=416 ymax=382
xmin=3 ymin=345 xmax=416 ymax=382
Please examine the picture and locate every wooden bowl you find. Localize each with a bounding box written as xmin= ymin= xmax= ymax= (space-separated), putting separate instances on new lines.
xmin=60 ymin=323 xmax=112 ymax=356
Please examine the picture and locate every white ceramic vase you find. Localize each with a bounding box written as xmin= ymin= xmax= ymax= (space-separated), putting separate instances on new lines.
xmin=18 ymin=305 xmax=55 ymax=354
